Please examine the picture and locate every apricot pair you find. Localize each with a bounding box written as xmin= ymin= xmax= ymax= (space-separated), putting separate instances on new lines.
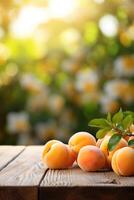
xmin=68 ymin=132 xmax=107 ymax=172
xmin=68 ymin=132 xmax=96 ymax=155
xmin=96 ymin=134 xmax=134 ymax=176
xmin=42 ymin=132 xmax=97 ymax=169
xmin=42 ymin=140 xmax=76 ymax=169
xmin=42 ymin=132 xmax=106 ymax=172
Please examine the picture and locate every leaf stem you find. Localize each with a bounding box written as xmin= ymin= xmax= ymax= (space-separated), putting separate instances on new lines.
xmin=112 ymin=125 xmax=122 ymax=135
xmin=127 ymin=133 xmax=134 ymax=137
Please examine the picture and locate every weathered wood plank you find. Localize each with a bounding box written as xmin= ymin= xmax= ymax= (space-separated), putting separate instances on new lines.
xmin=0 ymin=146 xmax=47 ymax=186
xmin=0 ymin=146 xmax=47 ymax=200
xmin=0 ymin=146 xmax=133 ymax=200
xmin=41 ymin=167 xmax=134 ymax=187
xmin=0 ymin=146 xmax=25 ymax=171
xmin=40 ymin=167 xmax=134 ymax=200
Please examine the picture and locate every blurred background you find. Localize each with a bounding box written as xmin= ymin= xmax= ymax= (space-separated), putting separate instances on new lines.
xmin=0 ymin=0 xmax=134 ymax=145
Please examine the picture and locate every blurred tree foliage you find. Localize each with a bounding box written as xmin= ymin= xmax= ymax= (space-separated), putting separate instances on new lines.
xmin=0 ymin=0 xmax=134 ymax=145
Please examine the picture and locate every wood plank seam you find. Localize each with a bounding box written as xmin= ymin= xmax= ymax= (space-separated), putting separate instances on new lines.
xmin=38 ymin=168 xmax=49 ymax=186
xmin=38 ymin=168 xmax=49 ymax=200
xmin=0 ymin=146 xmax=46 ymax=186
xmin=0 ymin=147 xmax=26 ymax=172
xmin=0 ymin=146 xmax=45 ymax=200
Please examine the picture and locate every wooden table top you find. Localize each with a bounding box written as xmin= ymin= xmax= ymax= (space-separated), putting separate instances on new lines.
xmin=0 ymin=146 xmax=133 ymax=200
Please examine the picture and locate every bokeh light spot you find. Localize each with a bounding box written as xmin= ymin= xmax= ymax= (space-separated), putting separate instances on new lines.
xmin=99 ymin=14 xmax=119 ymax=37
xmin=48 ymin=0 xmax=77 ymax=19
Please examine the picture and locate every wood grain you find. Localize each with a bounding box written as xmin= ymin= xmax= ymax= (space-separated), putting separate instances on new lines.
xmin=0 ymin=146 xmax=47 ymax=186
xmin=0 ymin=146 xmax=134 ymax=200
xmin=41 ymin=167 xmax=134 ymax=187
xmin=0 ymin=146 xmax=47 ymax=200
xmin=0 ymin=146 xmax=25 ymax=171
xmin=40 ymin=167 xmax=134 ymax=200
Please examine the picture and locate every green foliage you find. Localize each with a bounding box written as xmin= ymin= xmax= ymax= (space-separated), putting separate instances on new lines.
xmin=0 ymin=0 xmax=134 ymax=145
xmin=112 ymin=109 xmax=123 ymax=124
xmin=96 ymin=128 xmax=111 ymax=139
xmin=89 ymin=118 xmax=111 ymax=128
xmin=89 ymin=109 xmax=134 ymax=151
xmin=107 ymin=112 xmax=112 ymax=123
xmin=128 ymin=139 xmax=134 ymax=147
xmin=122 ymin=115 xmax=133 ymax=129
xmin=108 ymin=134 xmax=122 ymax=151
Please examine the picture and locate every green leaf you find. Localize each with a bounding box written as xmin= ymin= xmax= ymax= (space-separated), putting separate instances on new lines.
xmin=116 ymin=123 xmax=124 ymax=131
xmin=128 ymin=139 xmax=134 ymax=147
xmin=124 ymin=111 xmax=134 ymax=118
xmin=107 ymin=112 xmax=112 ymax=123
xmin=122 ymin=115 xmax=133 ymax=130
xmin=112 ymin=109 xmax=124 ymax=124
xmin=89 ymin=118 xmax=111 ymax=128
xmin=108 ymin=134 xmax=122 ymax=151
xmin=96 ymin=128 xmax=111 ymax=139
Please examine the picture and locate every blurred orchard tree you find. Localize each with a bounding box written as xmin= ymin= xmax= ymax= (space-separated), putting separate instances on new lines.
xmin=0 ymin=0 xmax=134 ymax=145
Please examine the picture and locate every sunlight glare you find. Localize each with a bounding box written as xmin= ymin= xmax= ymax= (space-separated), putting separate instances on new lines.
xmin=94 ymin=0 xmax=105 ymax=4
xmin=48 ymin=0 xmax=77 ymax=18
xmin=10 ymin=6 xmax=48 ymax=38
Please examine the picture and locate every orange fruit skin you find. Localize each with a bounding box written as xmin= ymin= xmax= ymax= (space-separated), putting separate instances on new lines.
xmin=42 ymin=140 xmax=76 ymax=169
xmin=77 ymin=145 xmax=106 ymax=172
xmin=112 ymin=147 xmax=134 ymax=176
xmin=68 ymin=132 xmax=96 ymax=155
xmin=100 ymin=136 xmax=128 ymax=168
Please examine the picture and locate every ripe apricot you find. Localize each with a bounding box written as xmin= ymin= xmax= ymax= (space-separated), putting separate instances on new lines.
xmin=77 ymin=145 xmax=106 ymax=172
xmin=105 ymin=131 xmax=114 ymax=137
xmin=42 ymin=140 xmax=75 ymax=169
xmin=112 ymin=147 xmax=134 ymax=176
xmin=68 ymin=132 xmax=96 ymax=154
xmin=100 ymin=136 xmax=128 ymax=168
xmin=66 ymin=145 xmax=77 ymax=167
xmin=42 ymin=140 xmax=61 ymax=158
xmin=96 ymin=131 xmax=114 ymax=148
xmin=96 ymin=139 xmax=103 ymax=148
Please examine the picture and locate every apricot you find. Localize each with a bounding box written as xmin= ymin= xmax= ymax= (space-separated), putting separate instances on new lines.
xmin=42 ymin=140 xmax=61 ymax=158
xmin=96 ymin=131 xmax=114 ymax=148
xmin=96 ymin=139 xmax=103 ymax=148
xmin=77 ymin=145 xmax=106 ymax=172
xmin=68 ymin=132 xmax=96 ymax=154
xmin=112 ymin=147 xmax=134 ymax=176
xmin=105 ymin=131 xmax=114 ymax=137
xmin=66 ymin=145 xmax=77 ymax=167
xmin=100 ymin=136 xmax=128 ymax=168
xmin=42 ymin=140 xmax=76 ymax=169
